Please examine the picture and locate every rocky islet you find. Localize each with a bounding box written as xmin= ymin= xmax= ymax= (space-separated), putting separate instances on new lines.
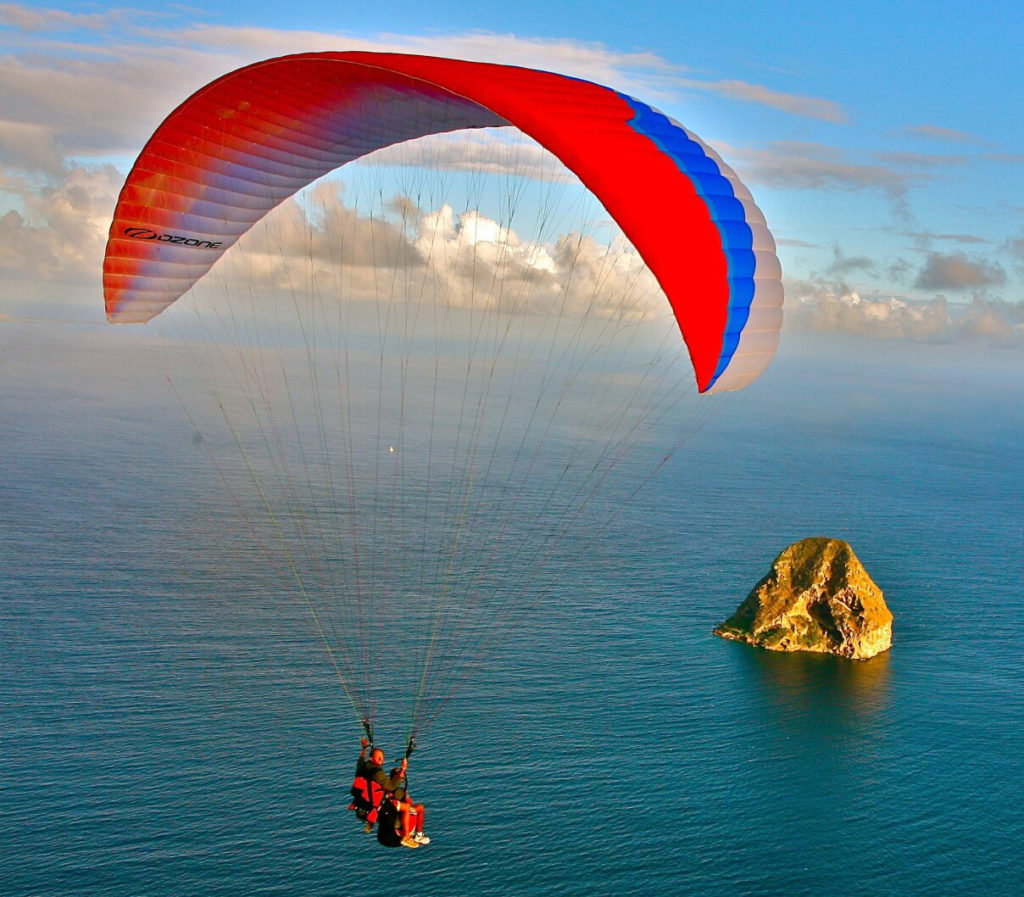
xmin=714 ymin=538 xmax=892 ymax=660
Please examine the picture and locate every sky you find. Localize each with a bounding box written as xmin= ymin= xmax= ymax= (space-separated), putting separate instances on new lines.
xmin=0 ymin=0 xmax=1022 ymax=347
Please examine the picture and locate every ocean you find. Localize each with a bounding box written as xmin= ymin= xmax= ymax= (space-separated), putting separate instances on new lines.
xmin=3 ymin=325 xmax=1023 ymax=896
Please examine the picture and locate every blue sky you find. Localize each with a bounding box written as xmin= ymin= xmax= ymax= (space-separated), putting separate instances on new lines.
xmin=1 ymin=0 xmax=1021 ymax=344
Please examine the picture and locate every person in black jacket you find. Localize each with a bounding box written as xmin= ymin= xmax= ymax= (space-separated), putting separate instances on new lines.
xmin=355 ymin=739 xmax=406 ymax=793
xmin=350 ymin=739 xmax=405 ymax=833
xmin=352 ymin=739 xmax=427 ymax=847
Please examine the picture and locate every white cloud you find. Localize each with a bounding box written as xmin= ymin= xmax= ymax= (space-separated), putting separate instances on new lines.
xmin=690 ymin=79 xmax=846 ymax=123
xmin=0 ymin=3 xmax=134 ymax=31
xmin=106 ymin=172 xmax=659 ymax=328
xmin=904 ymin=231 xmax=991 ymax=246
xmin=899 ymin=123 xmax=983 ymax=144
xmin=406 ymin=204 xmax=658 ymax=318
xmin=0 ymin=12 xmax=689 ymax=175
xmin=786 ymin=280 xmax=949 ymax=340
xmin=0 ymin=119 xmax=64 ymax=176
xmin=953 ymin=299 xmax=1024 ymax=346
xmin=785 ymin=278 xmax=1024 ymax=347
xmin=0 ymin=154 xmax=666 ymax=328
xmin=0 ymin=4 xmax=847 ymax=179
xmin=367 ymin=132 xmax=578 ymax=183
xmin=0 ymin=164 xmax=120 ymax=286
xmin=914 ymin=252 xmax=1006 ymax=290
xmin=167 ymin=26 xmax=685 ymax=98
xmin=0 ymin=10 xmax=680 ymax=321
xmin=0 ymin=39 xmax=254 ymax=163
xmin=0 ymin=10 xmax=701 ymax=324
xmin=873 ymin=151 xmax=967 ymax=169
xmin=724 ymin=141 xmax=911 ymax=197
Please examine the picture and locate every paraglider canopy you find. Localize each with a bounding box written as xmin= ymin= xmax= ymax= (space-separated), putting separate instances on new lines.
xmin=103 ymin=51 xmax=782 ymax=393
xmin=102 ymin=51 xmax=786 ymax=751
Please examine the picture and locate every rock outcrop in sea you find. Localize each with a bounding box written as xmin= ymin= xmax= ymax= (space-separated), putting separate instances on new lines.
xmin=714 ymin=538 xmax=892 ymax=660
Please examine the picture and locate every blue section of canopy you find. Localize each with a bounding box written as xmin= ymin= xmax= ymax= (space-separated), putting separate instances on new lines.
xmin=619 ymin=95 xmax=756 ymax=389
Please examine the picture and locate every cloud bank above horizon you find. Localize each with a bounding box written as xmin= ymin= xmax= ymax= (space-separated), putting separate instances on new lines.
xmin=1 ymin=3 xmax=1021 ymax=348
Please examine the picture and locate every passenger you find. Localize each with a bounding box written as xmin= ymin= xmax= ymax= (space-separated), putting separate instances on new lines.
xmin=389 ymin=766 xmax=429 ymax=847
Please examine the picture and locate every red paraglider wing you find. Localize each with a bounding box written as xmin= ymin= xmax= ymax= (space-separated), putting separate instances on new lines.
xmin=104 ymin=52 xmax=782 ymax=392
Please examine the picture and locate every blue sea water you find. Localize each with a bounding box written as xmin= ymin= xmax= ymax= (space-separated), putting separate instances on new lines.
xmin=3 ymin=326 xmax=1023 ymax=896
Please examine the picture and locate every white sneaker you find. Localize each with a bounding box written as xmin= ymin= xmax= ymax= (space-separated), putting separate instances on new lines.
xmin=413 ymin=832 xmax=431 ymax=844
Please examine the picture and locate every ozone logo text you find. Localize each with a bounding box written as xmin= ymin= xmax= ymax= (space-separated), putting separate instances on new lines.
xmin=123 ymin=227 xmax=222 ymax=249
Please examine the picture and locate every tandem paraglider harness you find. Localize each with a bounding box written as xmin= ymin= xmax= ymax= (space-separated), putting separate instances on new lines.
xmin=348 ymin=732 xmax=416 ymax=848
xmin=349 ymin=779 xmax=404 ymax=847
xmin=349 ymin=773 xmax=385 ymax=824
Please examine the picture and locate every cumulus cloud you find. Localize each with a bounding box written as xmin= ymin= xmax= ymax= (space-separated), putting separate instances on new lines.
xmin=149 ymin=175 xmax=662 ymax=325
xmin=0 ymin=164 xmax=120 ymax=284
xmin=6 ymin=4 xmax=1020 ymax=345
xmin=0 ymin=8 xmax=676 ymax=321
xmin=914 ymin=252 xmax=1006 ymax=291
xmin=785 ymin=278 xmax=1024 ymax=348
xmin=786 ymin=279 xmax=949 ymax=340
xmin=204 ymin=181 xmax=427 ymax=304
xmin=952 ymin=299 xmax=1024 ymax=346
xmin=0 ymin=119 xmax=65 ymax=176
xmin=408 ymin=207 xmax=659 ymax=318
xmin=0 ymin=153 xmax=662 ymax=326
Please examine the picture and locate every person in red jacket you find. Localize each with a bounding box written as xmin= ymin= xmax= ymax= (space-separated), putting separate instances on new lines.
xmin=350 ymin=739 xmax=405 ymax=832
